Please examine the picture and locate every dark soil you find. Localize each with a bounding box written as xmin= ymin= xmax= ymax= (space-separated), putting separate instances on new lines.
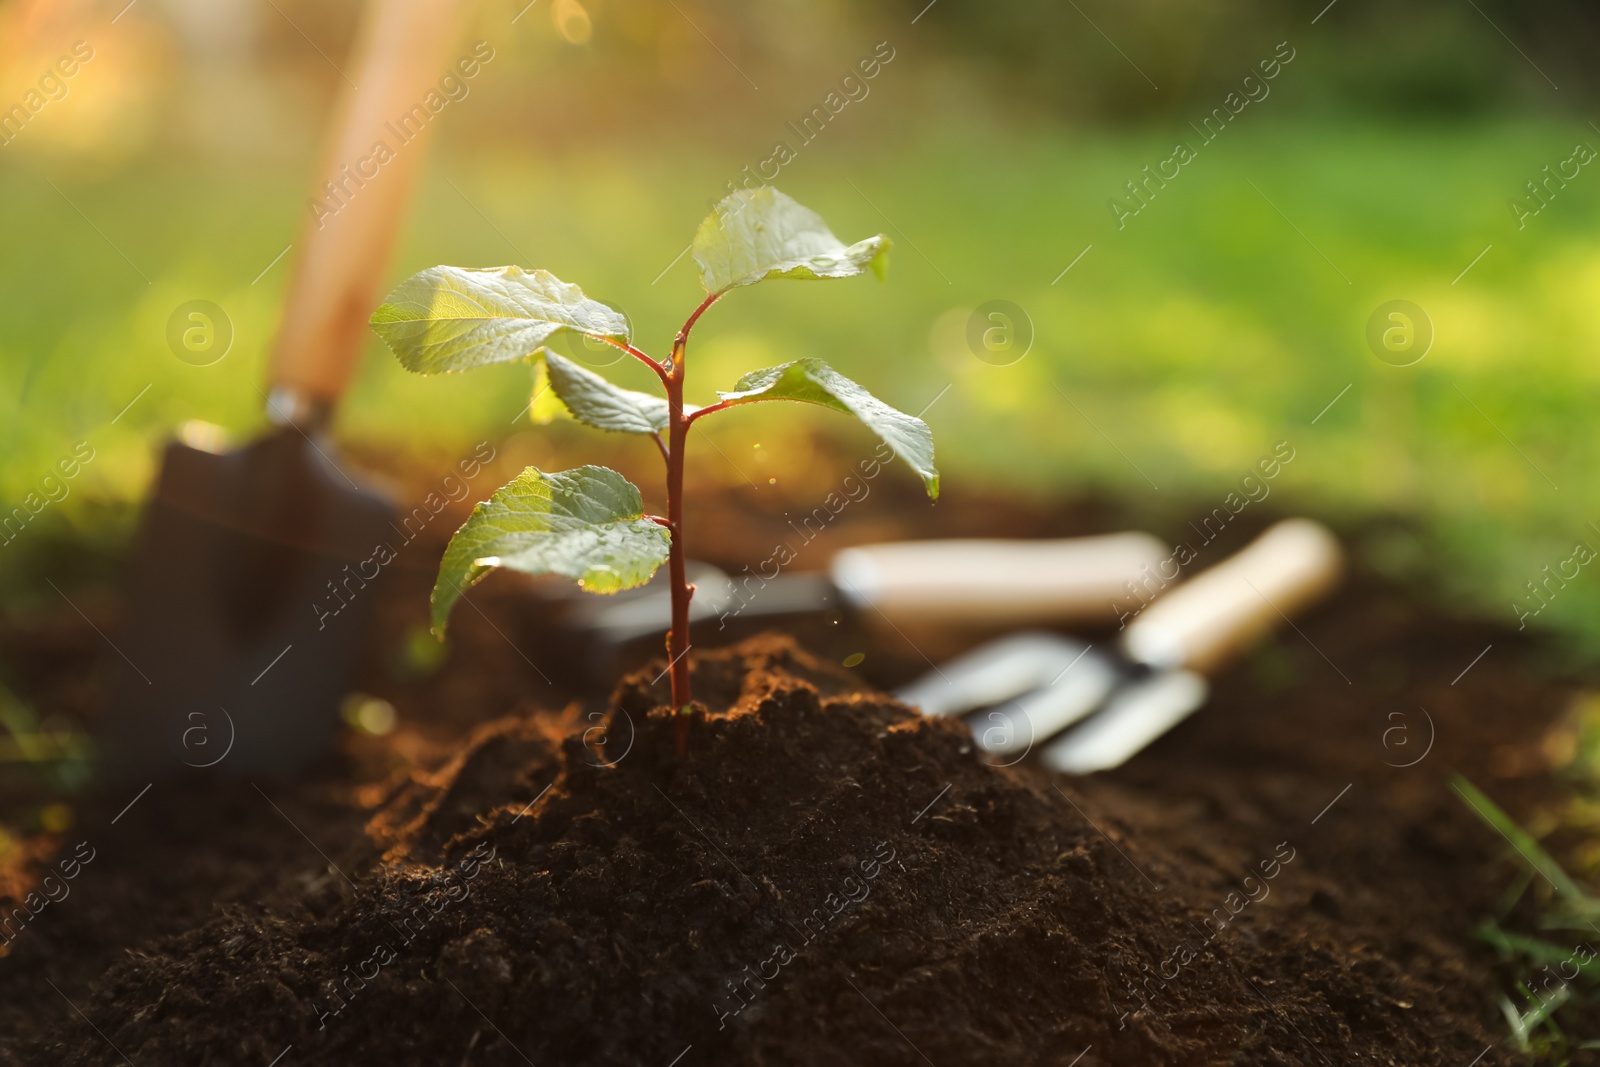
xmin=0 ymin=460 xmax=1593 ymax=1065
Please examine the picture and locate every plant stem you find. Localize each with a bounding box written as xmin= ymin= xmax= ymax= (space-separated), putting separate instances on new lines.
xmin=600 ymin=337 xmax=671 ymax=385
xmin=662 ymin=291 xmax=721 ymax=756
xmin=681 ymin=291 xmax=722 ymax=340
xmin=665 ymin=337 xmax=693 ymax=756
xmin=683 ymin=399 xmax=734 ymax=427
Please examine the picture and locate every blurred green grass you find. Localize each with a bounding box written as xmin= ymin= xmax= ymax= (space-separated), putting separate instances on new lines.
xmin=3 ymin=114 xmax=1597 ymax=645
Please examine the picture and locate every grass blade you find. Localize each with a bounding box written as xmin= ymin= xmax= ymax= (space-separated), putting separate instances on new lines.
xmin=1452 ymin=775 xmax=1589 ymax=903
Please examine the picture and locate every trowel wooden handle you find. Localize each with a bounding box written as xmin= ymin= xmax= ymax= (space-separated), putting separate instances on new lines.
xmin=268 ymin=0 xmax=471 ymax=405
xmin=1121 ymin=519 xmax=1343 ymax=673
xmin=830 ymin=532 xmax=1169 ymax=626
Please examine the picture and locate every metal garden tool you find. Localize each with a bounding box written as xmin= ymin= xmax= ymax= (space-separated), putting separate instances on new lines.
xmin=525 ymin=533 xmax=1171 ymax=684
xmin=103 ymin=0 xmax=469 ymax=778
xmin=897 ymin=519 xmax=1343 ymax=773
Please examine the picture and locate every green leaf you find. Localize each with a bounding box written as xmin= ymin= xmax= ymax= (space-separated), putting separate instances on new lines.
xmin=540 ymin=350 xmax=671 ymax=435
xmin=693 ymin=188 xmax=890 ymax=294
xmin=431 ymin=465 xmax=671 ymax=636
xmin=371 ymin=265 xmax=629 ymax=374
xmin=716 ymin=358 xmax=938 ymax=498
xmin=526 ymin=359 xmax=563 ymax=425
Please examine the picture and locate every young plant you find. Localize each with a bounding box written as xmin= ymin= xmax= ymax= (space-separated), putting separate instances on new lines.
xmin=370 ymin=188 xmax=939 ymax=753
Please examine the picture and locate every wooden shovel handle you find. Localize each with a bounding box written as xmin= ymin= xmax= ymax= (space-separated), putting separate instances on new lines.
xmin=267 ymin=0 xmax=471 ymax=406
xmin=1121 ymin=518 xmax=1343 ymax=673
xmin=829 ymin=532 xmax=1169 ymax=626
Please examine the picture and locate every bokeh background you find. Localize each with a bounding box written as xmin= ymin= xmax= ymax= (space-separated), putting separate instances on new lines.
xmin=2 ymin=0 xmax=1597 ymax=647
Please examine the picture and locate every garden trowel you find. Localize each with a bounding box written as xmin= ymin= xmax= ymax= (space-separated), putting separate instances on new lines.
xmin=527 ymin=533 xmax=1173 ymax=683
xmin=570 ymin=532 xmax=1169 ymax=637
xmin=897 ymin=519 xmax=1343 ymax=772
xmin=102 ymin=0 xmax=469 ymax=778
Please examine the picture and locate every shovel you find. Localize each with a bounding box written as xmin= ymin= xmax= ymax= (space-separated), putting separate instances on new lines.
xmin=102 ymin=0 xmax=469 ymax=779
xmin=897 ymin=519 xmax=1343 ymax=772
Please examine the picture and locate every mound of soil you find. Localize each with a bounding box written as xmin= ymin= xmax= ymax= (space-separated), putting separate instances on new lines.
xmin=2 ymin=462 xmax=1593 ymax=1066
xmin=0 ymin=630 xmax=1570 ymax=1066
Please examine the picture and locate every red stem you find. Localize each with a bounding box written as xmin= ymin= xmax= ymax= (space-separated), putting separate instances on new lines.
xmin=663 ymin=291 xmax=723 ymax=756
xmin=683 ymin=399 xmax=735 ymax=427
xmin=599 ymin=336 xmax=670 ymax=386
xmin=678 ymin=291 xmax=722 ymax=349
xmin=665 ymin=344 xmax=693 ymax=755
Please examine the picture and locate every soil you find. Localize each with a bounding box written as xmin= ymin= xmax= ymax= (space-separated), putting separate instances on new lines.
xmin=0 ymin=454 xmax=1594 ymax=1066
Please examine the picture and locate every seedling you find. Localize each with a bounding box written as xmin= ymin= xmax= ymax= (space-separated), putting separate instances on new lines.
xmin=371 ymin=188 xmax=939 ymax=753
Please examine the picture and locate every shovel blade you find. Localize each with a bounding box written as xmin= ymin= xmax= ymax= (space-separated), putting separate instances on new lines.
xmin=103 ymin=428 xmax=394 ymax=779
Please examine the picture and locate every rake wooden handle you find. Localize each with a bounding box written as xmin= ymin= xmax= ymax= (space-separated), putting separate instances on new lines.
xmin=267 ymin=0 xmax=471 ymax=407
xmin=1120 ymin=519 xmax=1343 ymax=673
xmin=829 ymin=532 xmax=1169 ymax=625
